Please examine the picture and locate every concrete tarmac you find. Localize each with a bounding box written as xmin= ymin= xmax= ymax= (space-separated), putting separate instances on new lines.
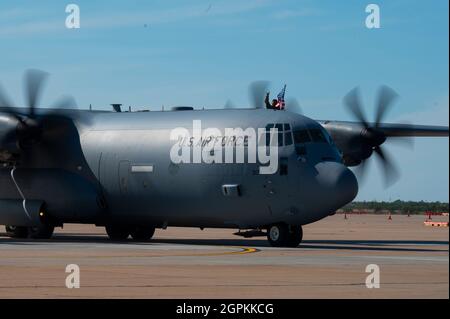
xmin=0 ymin=215 xmax=448 ymax=298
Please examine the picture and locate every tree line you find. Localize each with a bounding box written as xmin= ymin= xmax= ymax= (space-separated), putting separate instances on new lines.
xmin=342 ymin=200 xmax=449 ymax=214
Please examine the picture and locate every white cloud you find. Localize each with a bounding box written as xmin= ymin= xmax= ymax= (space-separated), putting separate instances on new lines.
xmin=0 ymin=20 xmax=61 ymax=37
xmin=272 ymin=8 xmax=320 ymax=20
xmin=0 ymin=0 xmax=273 ymax=37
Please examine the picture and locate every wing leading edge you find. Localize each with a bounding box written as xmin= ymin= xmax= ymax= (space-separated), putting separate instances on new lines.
xmin=319 ymin=120 xmax=449 ymax=137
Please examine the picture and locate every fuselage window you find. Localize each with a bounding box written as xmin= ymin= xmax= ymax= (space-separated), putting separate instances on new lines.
xmin=284 ymin=131 xmax=293 ymax=145
xmin=293 ymin=130 xmax=311 ymax=144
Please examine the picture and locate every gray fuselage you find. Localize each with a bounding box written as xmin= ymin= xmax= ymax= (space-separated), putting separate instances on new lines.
xmin=76 ymin=108 xmax=358 ymax=229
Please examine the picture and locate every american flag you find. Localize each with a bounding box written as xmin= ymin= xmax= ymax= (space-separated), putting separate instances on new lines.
xmin=277 ymin=84 xmax=286 ymax=110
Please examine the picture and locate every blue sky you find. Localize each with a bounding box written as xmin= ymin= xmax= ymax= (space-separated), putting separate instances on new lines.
xmin=0 ymin=0 xmax=448 ymax=201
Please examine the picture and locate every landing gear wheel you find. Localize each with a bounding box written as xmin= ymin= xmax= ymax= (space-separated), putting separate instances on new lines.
xmin=28 ymin=224 xmax=55 ymax=239
xmin=130 ymin=226 xmax=155 ymax=241
xmin=5 ymin=225 xmax=29 ymax=239
xmin=286 ymin=225 xmax=303 ymax=248
xmin=267 ymin=224 xmax=289 ymax=247
xmin=267 ymin=224 xmax=303 ymax=247
xmin=105 ymin=225 xmax=130 ymax=240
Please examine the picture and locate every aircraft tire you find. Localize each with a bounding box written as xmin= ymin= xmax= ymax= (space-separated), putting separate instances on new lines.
xmin=28 ymin=224 xmax=55 ymax=239
xmin=267 ymin=224 xmax=302 ymax=247
xmin=105 ymin=225 xmax=130 ymax=240
xmin=5 ymin=225 xmax=29 ymax=239
xmin=286 ymin=225 xmax=303 ymax=248
xmin=267 ymin=223 xmax=290 ymax=247
xmin=130 ymin=226 xmax=155 ymax=241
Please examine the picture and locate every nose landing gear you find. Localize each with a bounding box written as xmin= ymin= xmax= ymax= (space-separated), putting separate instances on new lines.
xmin=267 ymin=223 xmax=303 ymax=247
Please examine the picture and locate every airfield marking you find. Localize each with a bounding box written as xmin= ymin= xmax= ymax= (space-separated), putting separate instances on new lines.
xmin=89 ymin=246 xmax=261 ymax=257
xmin=189 ymin=246 xmax=260 ymax=256
xmin=0 ymin=243 xmax=260 ymax=259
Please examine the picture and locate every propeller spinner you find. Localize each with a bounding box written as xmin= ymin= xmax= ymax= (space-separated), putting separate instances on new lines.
xmin=0 ymin=69 xmax=79 ymax=157
xmin=343 ymin=85 xmax=411 ymax=187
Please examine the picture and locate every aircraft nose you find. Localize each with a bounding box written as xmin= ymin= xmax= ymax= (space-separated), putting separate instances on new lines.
xmin=335 ymin=166 xmax=358 ymax=204
xmin=315 ymin=161 xmax=358 ymax=211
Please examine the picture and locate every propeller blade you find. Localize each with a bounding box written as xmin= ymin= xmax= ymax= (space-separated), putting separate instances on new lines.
xmin=386 ymin=136 xmax=414 ymax=150
xmin=39 ymin=116 xmax=72 ymax=141
xmin=0 ymin=83 xmax=15 ymax=108
xmin=0 ymin=112 xmax=20 ymax=139
xmin=344 ymin=87 xmax=369 ymax=128
xmin=285 ymin=97 xmax=302 ymax=114
xmin=50 ymin=94 xmax=77 ymax=110
xmin=45 ymin=95 xmax=94 ymax=126
xmin=0 ymin=84 xmax=22 ymax=121
xmin=375 ymin=85 xmax=398 ymax=127
xmin=249 ymin=80 xmax=270 ymax=109
xmin=0 ymin=121 xmax=18 ymax=147
xmin=24 ymin=69 xmax=49 ymax=117
xmin=373 ymin=146 xmax=400 ymax=187
xmin=224 ymin=99 xmax=236 ymax=109
xmin=353 ymin=158 xmax=369 ymax=185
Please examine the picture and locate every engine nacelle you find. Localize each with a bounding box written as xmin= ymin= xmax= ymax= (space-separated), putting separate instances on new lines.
xmin=0 ymin=199 xmax=45 ymax=226
xmin=321 ymin=121 xmax=375 ymax=166
xmin=0 ymin=168 xmax=105 ymax=226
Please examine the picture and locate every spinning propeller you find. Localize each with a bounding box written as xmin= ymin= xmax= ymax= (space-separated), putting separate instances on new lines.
xmin=344 ymin=86 xmax=412 ymax=187
xmin=223 ymin=80 xmax=302 ymax=112
xmin=0 ymin=69 xmax=79 ymax=155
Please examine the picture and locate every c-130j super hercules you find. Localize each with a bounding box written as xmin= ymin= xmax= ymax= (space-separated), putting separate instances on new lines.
xmin=0 ymin=70 xmax=448 ymax=247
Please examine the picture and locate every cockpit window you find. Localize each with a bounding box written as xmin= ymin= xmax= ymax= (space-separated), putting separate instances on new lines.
xmin=275 ymin=131 xmax=283 ymax=147
xmin=284 ymin=131 xmax=293 ymax=145
xmin=274 ymin=124 xmax=283 ymax=132
xmin=293 ymin=130 xmax=311 ymax=144
xmin=260 ymin=123 xmax=293 ymax=147
xmin=309 ymin=129 xmax=327 ymax=143
xmin=320 ymin=126 xmax=334 ymax=145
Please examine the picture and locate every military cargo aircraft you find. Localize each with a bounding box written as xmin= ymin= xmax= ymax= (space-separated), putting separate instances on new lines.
xmin=0 ymin=70 xmax=448 ymax=247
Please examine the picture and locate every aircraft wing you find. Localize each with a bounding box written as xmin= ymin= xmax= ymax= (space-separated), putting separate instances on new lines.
xmin=319 ymin=120 xmax=449 ymax=167
xmin=319 ymin=120 xmax=449 ymax=137
xmin=372 ymin=123 xmax=449 ymax=137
